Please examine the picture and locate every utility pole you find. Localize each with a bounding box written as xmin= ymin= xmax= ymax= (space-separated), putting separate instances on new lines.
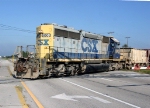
xmin=125 ymin=37 xmax=130 ymax=47
xmin=108 ymin=32 xmax=114 ymax=37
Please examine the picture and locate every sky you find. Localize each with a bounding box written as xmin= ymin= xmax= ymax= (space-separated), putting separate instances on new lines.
xmin=0 ymin=0 xmax=150 ymax=56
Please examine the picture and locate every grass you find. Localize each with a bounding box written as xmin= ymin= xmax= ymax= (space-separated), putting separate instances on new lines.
xmin=120 ymin=69 xmax=150 ymax=74
xmin=133 ymin=69 xmax=150 ymax=74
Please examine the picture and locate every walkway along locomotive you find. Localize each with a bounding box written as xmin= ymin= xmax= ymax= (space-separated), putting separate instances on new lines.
xmin=14 ymin=23 xmax=122 ymax=79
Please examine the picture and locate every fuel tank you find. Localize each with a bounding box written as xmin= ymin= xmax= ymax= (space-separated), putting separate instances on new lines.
xmin=84 ymin=63 xmax=109 ymax=73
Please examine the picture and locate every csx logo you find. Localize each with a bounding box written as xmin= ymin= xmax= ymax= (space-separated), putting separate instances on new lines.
xmin=81 ymin=38 xmax=98 ymax=53
xmin=38 ymin=40 xmax=49 ymax=45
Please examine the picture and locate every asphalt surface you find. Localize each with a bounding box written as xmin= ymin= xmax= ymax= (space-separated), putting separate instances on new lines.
xmin=0 ymin=59 xmax=150 ymax=108
xmin=0 ymin=59 xmax=36 ymax=108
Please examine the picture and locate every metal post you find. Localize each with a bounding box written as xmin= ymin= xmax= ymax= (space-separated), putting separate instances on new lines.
xmin=125 ymin=37 xmax=130 ymax=47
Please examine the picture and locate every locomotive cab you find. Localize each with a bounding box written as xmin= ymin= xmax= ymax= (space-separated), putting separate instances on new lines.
xmin=109 ymin=37 xmax=120 ymax=59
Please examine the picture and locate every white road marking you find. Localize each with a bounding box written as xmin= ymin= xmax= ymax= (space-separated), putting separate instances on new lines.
xmin=90 ymin=96 xmax=111 ymax=103
xmin=51 ymin=93 xmax=111 ymax=103
xmin=51 ymin=93 xmax=91 ymax=101
xmin=60 ymin=78 xmax=140 ymax=108
xmin=101 ymin=78 xmax=113 ymax=81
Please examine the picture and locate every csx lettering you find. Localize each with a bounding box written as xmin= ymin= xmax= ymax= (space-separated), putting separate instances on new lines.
xmin=38 ymin=40 xmax=49 ymax=45
xmin=81 ymin=38 xmax=98 ymax=53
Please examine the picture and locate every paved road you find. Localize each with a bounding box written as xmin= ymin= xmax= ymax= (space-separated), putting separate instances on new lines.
xmin=0 ymin=59 xmax=36 ymax=108
xmin=0 ymin=59 xmax=150 ymax=108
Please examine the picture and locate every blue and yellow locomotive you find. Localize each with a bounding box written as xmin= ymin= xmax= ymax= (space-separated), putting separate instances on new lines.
xmin=14 ymin=23 xmax=121 ymax=79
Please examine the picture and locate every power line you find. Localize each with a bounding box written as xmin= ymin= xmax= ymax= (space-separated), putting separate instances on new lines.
xmin=0 ymin=24 xmax=36 ymax=34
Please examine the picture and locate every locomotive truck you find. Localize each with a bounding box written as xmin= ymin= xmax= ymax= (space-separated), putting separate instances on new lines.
xmin=14 ymin=23 xmax=123 ymax=79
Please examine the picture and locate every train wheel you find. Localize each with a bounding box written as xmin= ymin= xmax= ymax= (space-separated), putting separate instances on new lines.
xmin=112 ymin=67 xmax=116 ymax=71
xmin=70 ymin=70 xmax=75 ymax=76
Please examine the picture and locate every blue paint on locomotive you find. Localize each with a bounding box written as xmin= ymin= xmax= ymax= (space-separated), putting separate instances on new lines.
xmin=108 ymin=38 xmax=120 ymax=59
xmin=53 ymin=31 xmax=113 ymax=59
xmin=81 ymin=38 xmax=98 ymax=53
xmin=53 ymin=52 xmax=109 ymax=59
